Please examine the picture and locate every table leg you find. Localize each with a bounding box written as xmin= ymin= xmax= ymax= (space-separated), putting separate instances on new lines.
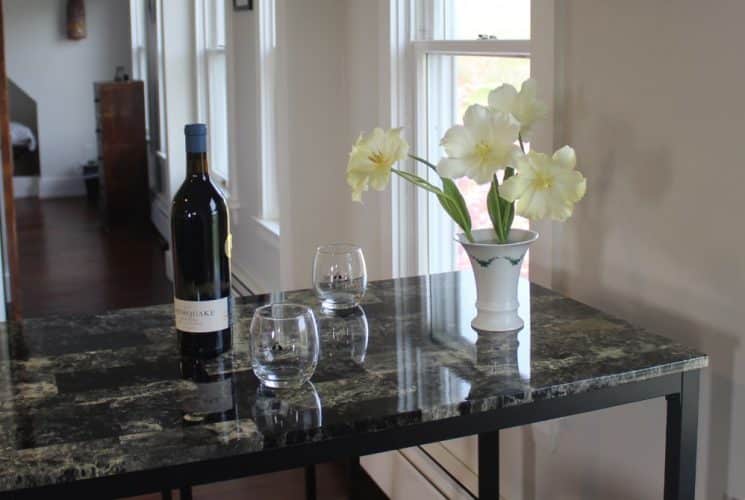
xmin=347 ymin=456 xmax=361 ymax=500
xmin=178 ymin=486 xmax=193 ymax=500
xmin=305 ymin=465 xmax=317 ymax=500
xmin=478 ymin=430 xmax=500 ymax=499
xmin=664 ymin=370 xmax=700 ymax=500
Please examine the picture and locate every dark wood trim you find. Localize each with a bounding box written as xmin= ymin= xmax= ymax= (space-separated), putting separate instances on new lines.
xmin=0 ymin=0 xmax=22 ymax=320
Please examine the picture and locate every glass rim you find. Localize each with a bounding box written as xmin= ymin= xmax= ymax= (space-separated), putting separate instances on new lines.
xmin=253 ymin=303 xmax=314 ymax=321
xmin=315 ymin=243 xmax=362 ymax=255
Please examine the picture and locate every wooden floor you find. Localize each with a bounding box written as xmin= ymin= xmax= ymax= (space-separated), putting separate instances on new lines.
xmin=15 ymin=196 xmax=172 ymax=318
xmin=14 ymin=196 xmax=387 ymax=500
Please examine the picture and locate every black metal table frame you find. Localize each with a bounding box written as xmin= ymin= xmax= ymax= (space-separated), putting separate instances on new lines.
xmin=4 ymin=370 xmax=700 ymax=500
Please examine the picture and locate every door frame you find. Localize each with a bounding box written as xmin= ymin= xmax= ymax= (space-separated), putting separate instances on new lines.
xmin=0 ymin=0 xmax=21 ymax=320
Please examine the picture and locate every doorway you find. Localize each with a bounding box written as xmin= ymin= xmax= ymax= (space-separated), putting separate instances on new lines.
xmin=1 ymin=0 xmax=170 ymax=318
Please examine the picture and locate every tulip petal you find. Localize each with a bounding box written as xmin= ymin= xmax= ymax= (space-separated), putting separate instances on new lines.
xmin=346 ymin=126 xmax=409 ymax=201
xmin=437 ymin=158 xmax=469 ymax=179
xmin=552 ymin=145 xmax=576 ymax=170
xmin=462 ymin=104 xmax=491 ymax=130
xmin=519 ymin=78 xmax=538 ymax=100
xmin=489 ymin=112 xmax=521 ymax=147
xmin=500 ymin=174 xmax=530 ymax=203
xmin=488 ymin=84 xmax=518 ymax=114
xmin=440 ymin=125 xmax=475 ymax=158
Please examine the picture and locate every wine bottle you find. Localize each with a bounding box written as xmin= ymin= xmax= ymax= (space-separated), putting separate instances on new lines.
xmin=171 ymin=123 xmax=232 ymax=358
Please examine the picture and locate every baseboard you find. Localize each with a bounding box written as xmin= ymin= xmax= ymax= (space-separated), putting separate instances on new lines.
xmin=150 ymin=194 xmax=170 ymax=242
xmin=39 ymin=175 xmax=86 ymax=199
xmin=12 ymin=176 xmax=39 ymax=198
xmin=232 ymin=261 xmax=267 ymax=295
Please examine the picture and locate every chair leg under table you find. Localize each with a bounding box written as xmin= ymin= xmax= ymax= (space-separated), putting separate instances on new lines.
xmin=664 ymin=370 xmax=700 ymax=500
xmin=478 ymin=430 xmax=500 ymax=499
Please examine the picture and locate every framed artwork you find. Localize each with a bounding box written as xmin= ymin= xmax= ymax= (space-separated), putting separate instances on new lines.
xmin=233 ymin=0 xmax=252 ymax=10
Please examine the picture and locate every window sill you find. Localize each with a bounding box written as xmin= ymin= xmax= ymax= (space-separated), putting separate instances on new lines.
xmin=253 ymin=216 xmax=280 ymax=237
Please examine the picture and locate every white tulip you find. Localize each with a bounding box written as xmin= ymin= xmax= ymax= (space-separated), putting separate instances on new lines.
xmin=500 ymin=146 xmax=587 ymax=221
xmin=437 ymin=105 xmax=520 ymax=185
xmin=488 ymin=78 xmax=548 ymax=139
xmin=346 ymin=127 xmax=409 ymax=202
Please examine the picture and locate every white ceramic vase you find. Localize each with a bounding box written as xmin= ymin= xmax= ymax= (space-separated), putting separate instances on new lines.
xmin=456 ymin=228 xmax=539 ymax=332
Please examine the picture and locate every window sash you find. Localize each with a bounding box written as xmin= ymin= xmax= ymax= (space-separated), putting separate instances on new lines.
xmin=195 ymin=0 xmax=229 ymax=184
xmin=413 ymin=39 xmax=530 ymax=57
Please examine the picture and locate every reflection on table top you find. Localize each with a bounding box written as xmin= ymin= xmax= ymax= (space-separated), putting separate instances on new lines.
xmin=0 ymin=271 xmax=707 ymax=492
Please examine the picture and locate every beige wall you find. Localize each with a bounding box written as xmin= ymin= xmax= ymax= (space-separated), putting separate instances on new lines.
xmin=275 ymin=0 xmax=393 ymax=290
xmin=526 ymin=1 xmax=745 ymax=498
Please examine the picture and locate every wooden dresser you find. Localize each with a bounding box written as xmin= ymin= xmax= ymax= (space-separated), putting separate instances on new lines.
xmin=94 ymin=81 xmax=148 ymax=224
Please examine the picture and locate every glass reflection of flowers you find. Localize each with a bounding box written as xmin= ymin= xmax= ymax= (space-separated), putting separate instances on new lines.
xmin=345 ymin=79 xmax=586 ymax=244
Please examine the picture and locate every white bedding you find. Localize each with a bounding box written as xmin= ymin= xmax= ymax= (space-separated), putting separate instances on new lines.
xmin=10 ymin=121 xmax=36 ymax=151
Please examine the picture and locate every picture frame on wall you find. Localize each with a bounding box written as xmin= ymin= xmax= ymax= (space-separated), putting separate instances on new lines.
xmin=233 ymin=0 xmax=252 ymax=10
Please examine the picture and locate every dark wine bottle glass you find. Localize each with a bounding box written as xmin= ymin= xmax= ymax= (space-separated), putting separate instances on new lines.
xmin=171 ymin=123 xmax=232 ymax=358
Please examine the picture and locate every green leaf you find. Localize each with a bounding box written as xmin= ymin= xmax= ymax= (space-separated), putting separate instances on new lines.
xmin=438 ymin=178 xmax=472 ymax=236
xmin=500 ymin=167 xmax=515 ymax=232
xmin=393 ymin=167 xmax=474 ymax=242
xmin=487 ymin=177 xmax=507 ymax=243
xmin=392 ymin=169 xmax=446 ymax=198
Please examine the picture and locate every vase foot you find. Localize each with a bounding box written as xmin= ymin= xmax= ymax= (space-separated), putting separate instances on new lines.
xmin=471 ymin=309 xmax=524 ymax=333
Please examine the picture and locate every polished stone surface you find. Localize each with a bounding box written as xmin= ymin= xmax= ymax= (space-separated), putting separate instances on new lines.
xmin=0 ymin=272 xmax=707 ymax=493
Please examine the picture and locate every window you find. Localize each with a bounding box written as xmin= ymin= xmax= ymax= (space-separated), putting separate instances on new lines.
xmin=412 ymin=0 xmax=532 ymax=276
xmin=257 ymin=0 xmax=278 ymax=223
xmin=130 ymin=0 xmax=150 ymax=136
xmin=196 ymin=0 xmax=229 ymax=184
xmin=156 ymin=0 xmax=167 ymax=156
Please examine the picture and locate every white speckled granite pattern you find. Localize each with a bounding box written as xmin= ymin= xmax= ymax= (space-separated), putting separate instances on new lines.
xmin=0 ymin=272 xmax=707 ymax=494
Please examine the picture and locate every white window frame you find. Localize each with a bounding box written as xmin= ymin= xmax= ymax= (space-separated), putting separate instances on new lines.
xmin=129 ymin=0 xmax=150 ymax=137
xmin=256 ymin=0 xmax=279 ymax=224
xmin=195 ymin=0 xmax=229 ymax=187
xmin=155 ymin=0 xmax=168 ymax=158
xmin=391 ymin=0 xmax=555 ymax=278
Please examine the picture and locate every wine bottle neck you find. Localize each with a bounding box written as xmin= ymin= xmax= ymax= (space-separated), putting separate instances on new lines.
xmin=186 ymin=152 xmax=209 ymax=176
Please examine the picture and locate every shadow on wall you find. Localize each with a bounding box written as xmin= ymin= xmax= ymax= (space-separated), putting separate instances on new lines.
xmin=540 ymin=100 xmax=739 ymax=497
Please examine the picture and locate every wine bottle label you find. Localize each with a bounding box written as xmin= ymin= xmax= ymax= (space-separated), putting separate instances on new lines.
xmin=174 ymin=297 xmax=229 ymax=333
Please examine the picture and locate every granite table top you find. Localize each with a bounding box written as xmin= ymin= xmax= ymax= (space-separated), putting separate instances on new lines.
xmin=0 ymin=272 xmax=707 ymax=495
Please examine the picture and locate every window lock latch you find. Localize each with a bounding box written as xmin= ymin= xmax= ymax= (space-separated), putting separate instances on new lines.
xmin=477 ymin=34 xmax=498 ymax=40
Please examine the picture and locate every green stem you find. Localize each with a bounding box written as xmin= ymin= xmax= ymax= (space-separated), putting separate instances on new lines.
xmin=392 ymin=167 xmax=475 ymax=243
xmin=408 ymin=153 xmax=438 ymax=174
xmin=498 ymin=133 xmax=527 ymax=233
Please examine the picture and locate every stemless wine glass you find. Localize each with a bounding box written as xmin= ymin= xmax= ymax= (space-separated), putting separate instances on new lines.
xmin=312 ymin=244 xmax=367 ymax=311
xmin=249 ymin=304 xmax=319 ymax=388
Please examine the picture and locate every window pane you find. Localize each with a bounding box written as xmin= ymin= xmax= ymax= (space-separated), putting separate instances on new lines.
xmin=208 ymin=52 xmax=228 ymax=180
xmin=207 ymin=0 xmax=226 ymax=48
xmin=445 ymin=0 xmax=530 ymax=40
xmin=426 ymin=55 xmax=530 ymax=274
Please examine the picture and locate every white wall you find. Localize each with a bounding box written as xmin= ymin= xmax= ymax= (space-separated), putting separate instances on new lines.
xmin=273 ymin=0 xmax=392 ymax=291
xmin=4 ymin=0 xmax=131 ymax=198
xmin=516 ymin=1 xmax=745 ymax=498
